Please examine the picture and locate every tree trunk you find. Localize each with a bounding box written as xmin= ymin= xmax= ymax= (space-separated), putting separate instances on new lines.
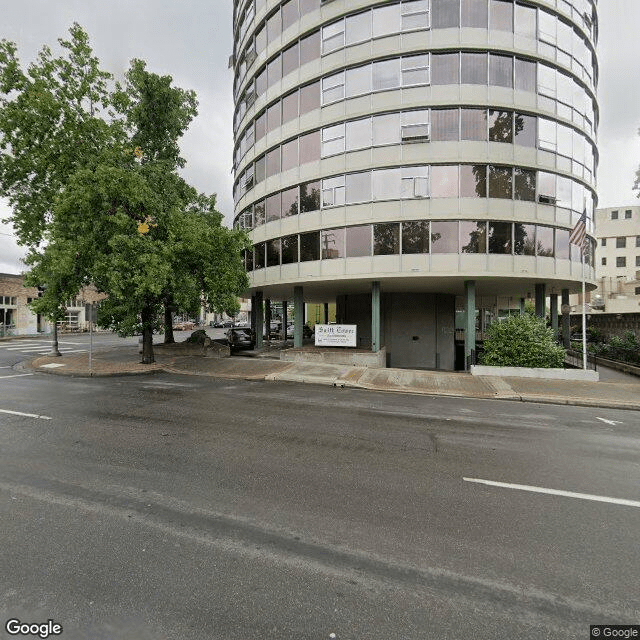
xmin=163 ymin=301 xmax=175 ymax=344
xmin=141 ymin=303 xmax=155 ymax=364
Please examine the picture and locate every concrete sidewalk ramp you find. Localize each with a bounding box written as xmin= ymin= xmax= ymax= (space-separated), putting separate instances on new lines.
xmin=266 ymin=362 xmax=357 ymax=386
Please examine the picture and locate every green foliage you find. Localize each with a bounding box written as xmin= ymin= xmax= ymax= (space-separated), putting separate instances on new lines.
xmin=1 ymin=25 xmax=250 ymax=363
xmin=0 ymin=23 xmax=123 ymax=246
xmin=589 ymin=331 xmax=640 ymax=365
xmin=480 ymin=314 xmax=565 ymax=368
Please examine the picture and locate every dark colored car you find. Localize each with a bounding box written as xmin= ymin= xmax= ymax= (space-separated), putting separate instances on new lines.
xmin=227 ymin=327 xmax=255 ymax=351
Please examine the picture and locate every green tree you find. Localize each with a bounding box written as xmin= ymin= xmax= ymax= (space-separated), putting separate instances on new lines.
xmin=480 ymin=314 xmax=565 ymax=368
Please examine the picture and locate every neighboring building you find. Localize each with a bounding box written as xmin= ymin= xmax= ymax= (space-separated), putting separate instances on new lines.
xmin=0 ymin=273 xmax=46 ymax=336
xmin=0 ymin=273 xmax=105 ymax=336
xmin=587 ymin=205 xmax=640 ymax=315
xmin=232 ymin=0 xmax=598 ymax=369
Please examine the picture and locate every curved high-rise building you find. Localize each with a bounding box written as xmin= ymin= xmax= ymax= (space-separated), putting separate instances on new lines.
xmin=232 ymin=0 xmax=598 ymax=370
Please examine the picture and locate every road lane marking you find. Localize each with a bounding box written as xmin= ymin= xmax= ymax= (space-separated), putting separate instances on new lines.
xmin=596 ymin=417 xmax=623 ymax=426
xmin=463 ymin=477 xmax=640 ymax=509
xmin=0 ymin=374 xmax=34 ymax=379
xmin=0 ymin=366 xmax=12 ymax=369
xmin=0 ymin=408 xmax=52 ymax=420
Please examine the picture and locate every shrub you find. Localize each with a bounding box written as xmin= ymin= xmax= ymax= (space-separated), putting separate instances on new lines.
xmin=480 ymin=314 xmax=565 ymax=368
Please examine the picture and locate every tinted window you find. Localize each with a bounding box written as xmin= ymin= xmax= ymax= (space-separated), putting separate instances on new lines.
xmin=321 ymin=228 xmax=345 ymax=259
xmin=431 ymin=221 xmax=458 ymax=253
xmin=488 ymin=110 xmax=513 ymax=143
xmin=402 ymin=220 xmax=430 ymax=254
xmin=266 ymin=238 xmax=281 ymax=266
xmin=374 ymin=223 xmax=400 ymax=255
xmin=281 ymin=234 xmax=299 ymax=264
xmin=300 ymin=180 xmax=321 ymax=212
xmin=514 ymin=223 xmax=535 ymax=255
xmin=346 ymin=225 xmax=372 ymax=257
xmin=281 ymin=186 xmax=299 ymax=217
xmin=432 ymin=0 xmax=460 ymax=28
xmin=300 ymin=81 xmax=320 ymax=114
xmin=489 ymin=221 xmax=512 ymax=254
xmin=489 ymin=166 xmax=513 ymax=198
xmin=460 ymin=221 xmax=486 ymax=253
xmin=300 ymin=231 xmax=320 ymax=261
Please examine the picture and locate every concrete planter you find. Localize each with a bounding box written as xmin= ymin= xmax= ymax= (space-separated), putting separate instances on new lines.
xmin=470 ymin=365 xmax=599 ymax=382
xmin=280 ymin=346 xmax=386 ymax=368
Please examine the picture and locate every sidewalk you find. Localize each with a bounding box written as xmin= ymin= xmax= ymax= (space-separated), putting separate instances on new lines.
xmin=16 ymin=344 xmax=640 ymax=411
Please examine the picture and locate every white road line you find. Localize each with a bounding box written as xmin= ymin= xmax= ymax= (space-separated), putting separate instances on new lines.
xmin=5 ymin=346 xmax=53 ymax=351
xmin=0 ymin=366 xmax=12 ymax=369
xmin=463 ymin=477 xmax=640 ymax=509
xmin=596 ymin=417 xmax=623 ymax=426
xmin=0 ymin=374 xmax=34 ymax=380
xmin=0 ymin=408 xmax=52 ymax=420
xmin=36 ymin=349 xmax=87 ymax=355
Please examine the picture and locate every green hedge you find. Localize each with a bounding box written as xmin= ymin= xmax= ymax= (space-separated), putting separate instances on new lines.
xmin=480 ymin=315 xmax=565 ymax=368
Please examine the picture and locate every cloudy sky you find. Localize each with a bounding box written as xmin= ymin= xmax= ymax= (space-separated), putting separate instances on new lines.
xmin=1 ymin=0 xmax=639 ymax=273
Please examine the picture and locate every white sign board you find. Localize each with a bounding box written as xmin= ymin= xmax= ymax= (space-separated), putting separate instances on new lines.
xmin=314 ymin=324 xmax=357 ymax=347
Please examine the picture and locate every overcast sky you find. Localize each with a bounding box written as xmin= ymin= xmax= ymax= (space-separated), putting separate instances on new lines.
xmin=1 ymin=0 xmax=639 ymax=274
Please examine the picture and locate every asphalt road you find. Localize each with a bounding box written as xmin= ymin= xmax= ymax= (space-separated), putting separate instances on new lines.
xmin=0 ymin=337 xmax=639 ymax=639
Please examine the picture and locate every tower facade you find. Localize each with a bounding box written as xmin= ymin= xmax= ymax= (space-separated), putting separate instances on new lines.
xmin=232 ymin=0 xmax=598 ymax=369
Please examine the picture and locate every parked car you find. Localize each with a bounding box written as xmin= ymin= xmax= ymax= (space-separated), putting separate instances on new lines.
xmin=210 ymin=320 xmax=224 ymax=328
xmin=227 ymin=326 xmax=255 ymax=351
xmin=173 ymin=321 xmax=195 ymax=331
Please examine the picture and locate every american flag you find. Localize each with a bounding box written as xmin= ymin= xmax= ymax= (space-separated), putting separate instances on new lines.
xmin=569 ymin=210 xmax=587 ymax=251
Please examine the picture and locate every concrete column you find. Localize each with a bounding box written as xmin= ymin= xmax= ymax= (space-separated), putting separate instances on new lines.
xmin=255 ymin=291 xmax=263 ymax=349
xmin=561 ymin=288 xmax=571 ymax=348
xmin=534 ymin=283 xmax=546 ymax=318
xmin=371 ymin=281 xmax=381 ymax=352
xmin=265 ymin=298 xmax=271 ymax=344
xmin=293 ymin=286 xmax=303 ymax=348
xmin=550 ymin=294 xmax=559 ymax=339
xmin=250 ymin=295 xmax=257 ymax=337
xmin=464 ymin=280 xmax=476 ymax=369
xmin=282 ymin=301 xmax=288 ymax=341
xmin=324 ymin=303 xmax=329 ymax=325
xmin=519 ymin=298 xmax=526 ymax=315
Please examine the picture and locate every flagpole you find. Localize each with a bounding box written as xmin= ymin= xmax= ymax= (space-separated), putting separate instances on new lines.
xmin=581 ymin=248 xmax=587 ymax=370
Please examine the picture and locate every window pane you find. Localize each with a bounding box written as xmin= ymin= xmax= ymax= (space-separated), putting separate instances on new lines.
xmin=488 ymin=109 xmax=513 ymax=143
xmin=537 ymin=171 xmax=556 ymax=204
xmin=402 ymin=54 xmax=430 ymax=86
xmin=254 ymin=200 xmax=265 ymax=226
xmin=299 ymin=0 xmax=319 ymax=14
xmin=321 ymin=228 xmax=345 ymax=259
xmin=322 ymin=20 xmax=345 ymax=54
xmin=461 ymin=52 xmax=488 ymax=84
xmin=432 ymin=53 xmax=460 ymax=85
xmin=346 ymin=225 xmax=372 ymax=257
xmin=460 ymin=220 xmax=487 ymax=253
xmin=555 ymin=228 xmax=570 ymax=259
xmin=266 ymin=192 xmax=281 ymax=221
xmin=255 ymin=155 xmax=266 ymax=183
xmin=266 ymin=147 xmax=280 ymax=177
xmin=490 ymin=0 xmax=513 ymax=31
xmin=256 ymin=67 xmax=267 ymax=96
xmin=255 ymin=111 xmax=266 ymax=141
xmin=402 ymin=220 xmax=430 ymax=254
xmin=490 ymin=54 xmax=513 ymax=88
xmin=372 ymin=112 xmax=401 ymax=145
xmin=489 ymin=221 xmax=512 ymax=254
xmin=267 ymin=102 xmax=281 ymax=131
xmin=245 ymin=247 xmax=254 ymax=271
xmin=488 ymin=166 xmax=513 ymax=198
xmin=372 ymin=168 xmax=401 ymax=201
xmin=281 ymin=138 xmax=299 ymax=172
xmin=346 ymin=65 xmax=372 ymax=97
xmin=431 ymin=109 xmax=459 ymax=141
xmin=282 ymin=92 xmax=298 ymax=124
xmin=300 ymin=31 xmax=320 ymax=65
xmin=282 ymin=42 xmax=299 ymax=76
xmin=300 ymin=180 xmax=321 ymax=212
xmin=374 ymin=223 xmax=400 ymax=255
xmin=373 ymin=58 xmax=401 ymax=91
xmin=346 ymin=11 xmax=372 ymax=45
xmin=373 ymin=4 xmax=401 ymax=37
xmin=401 ymin=166 xmax=429 ymax=198
xmin=267 ymin=10 xmax=282 ymax=43
xmin=346 ymin=117 xmax=372 ymax=150
xmin=537 ymin=225 xmax=554 ymax=257
xmin=266 ymin=238 xmax=281 ymax=266
xmin=515 ymin=3 xmax=536 ymax=38
xmin=255 ymin=25 xmax=267 ymax=54
xmin=322 ymin=123 xmax=345 ymax=157
xmin=346 ymin=171 xmax=372 ymax=203
xmin=300 ymin=231 xmax=320 ymax=261
xmin=402 ymin=0 xmax=430 ymax=31
xmin=322 ymin=72 xmax=345 ymax=103
xmin=299 ymin=130 xmax=321 ymax=163
xmin=460 ymin=165 xmax=487 ymax=197
xmin=254 ymin=242 xmax=266 ymax=268
xmin=432 ymin=0 xmax=461 ymax=28
xmin=461 ymin=108 xmax=487 ymax=140
xmin=281 ymin=186 xmax=299 ymax=217
xmin=281 ymin=234 xmax=299 ymax=264
xmin=514 ymin=168 xmax=536 ymax=201
xmin=515 ymin=58 xmax=536 ymax=92
xmin=462 ymin=0 xmax=488 ymax=28
xmin=282 ymin=0 xmax=298 ymax=31
xmin=431 ymin=221 xmax=459 ymax=253
xmin=431 ymin=165 xmax=460 ymax=198
xmin=300 ymin=81 xmax=320 ymax=113
xmin=267 ymin=56 xmax=282 ymax=87
xmin=514 ymin=113 xmax=536 ymax=147
xmin=514 ymin=223 xmax=535 ymax=255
